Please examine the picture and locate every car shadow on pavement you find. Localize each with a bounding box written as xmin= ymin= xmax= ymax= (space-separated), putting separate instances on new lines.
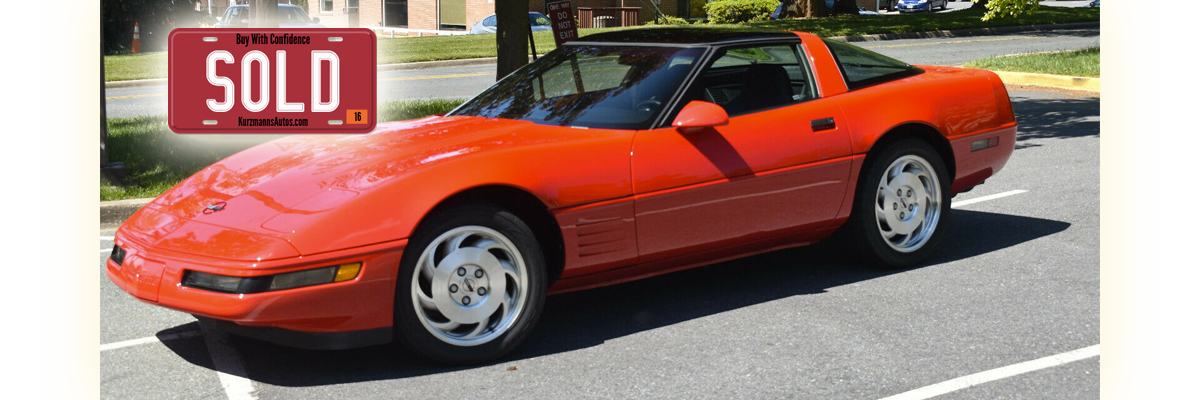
xmin=158 ymin=209 xmax=1069 ymax=386
xmin=1009 ymin=93 xmax=1099 ymax=149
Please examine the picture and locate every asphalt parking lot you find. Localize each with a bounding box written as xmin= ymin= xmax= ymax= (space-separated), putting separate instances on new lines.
xmin=100 ymin=86 xmax=1099 ymax=399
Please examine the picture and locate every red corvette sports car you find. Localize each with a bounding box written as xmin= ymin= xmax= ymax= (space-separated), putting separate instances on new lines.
xmin=108 ymin=29 xmax=1015 ymax=364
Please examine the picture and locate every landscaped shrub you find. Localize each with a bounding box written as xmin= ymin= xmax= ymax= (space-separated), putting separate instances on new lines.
xmin=647 ymin=15 xmax=693 ymax=25
xmin=704 ymin=0 xmax=779 ymax=24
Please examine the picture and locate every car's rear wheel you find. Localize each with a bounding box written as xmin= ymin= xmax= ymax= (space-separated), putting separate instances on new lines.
xmin=394 ymin=202 xmax=546 ymax=365
xmin=846 ymin=139 xmax=950 ymax=269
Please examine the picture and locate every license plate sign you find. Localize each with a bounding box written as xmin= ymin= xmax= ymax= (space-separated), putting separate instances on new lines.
xmin=168 ymin=28 xmax=376 ymax=133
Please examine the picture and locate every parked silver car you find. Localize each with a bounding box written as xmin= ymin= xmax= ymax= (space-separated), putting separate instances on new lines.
xmin=469 ymin=12 xmax=552 ymax=35
xmin=216 ymin=4 xmax=326 ymax=28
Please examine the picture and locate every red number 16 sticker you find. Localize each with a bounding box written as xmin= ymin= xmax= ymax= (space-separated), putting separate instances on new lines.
xmin=168 ymin=28 xmax=376 ymax=134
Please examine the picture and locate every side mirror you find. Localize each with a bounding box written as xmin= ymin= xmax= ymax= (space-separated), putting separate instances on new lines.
xmin=672 ymin=101 xmax=729 ymax=133
xmin=312 ymin=17 xmax=320 ymax=23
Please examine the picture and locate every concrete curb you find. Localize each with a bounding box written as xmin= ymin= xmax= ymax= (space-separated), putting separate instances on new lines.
xmin=992 ymin=70 xmax=1099 ymax=93
xmin=105 ymin=78 xmax=168 ymax=89
xmin=103 ymin=21 xmax=1098 ymax=89
xmin=376 ymin=55 xmax=537 ymax=72
xmin=827 ymin=21 xmax=1098 ymax=43
xmin=103 ymin=56 xmax=534 ymax=88
xmin=101 ymin=198 xmax=154 ymax=230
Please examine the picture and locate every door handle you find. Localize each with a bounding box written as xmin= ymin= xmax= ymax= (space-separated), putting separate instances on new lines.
xmin=811 ymin=117 xmax=836 ymax=132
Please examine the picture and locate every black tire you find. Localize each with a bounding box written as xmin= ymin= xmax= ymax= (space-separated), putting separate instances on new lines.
xmin=842 ymin=138 xmax=951 ymax=269
xmin=393 ymin=202 xmax=547 ymax=365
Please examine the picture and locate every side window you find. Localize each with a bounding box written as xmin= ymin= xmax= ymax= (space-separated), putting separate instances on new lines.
xmin=822 ymin=39 xmax=922 ymax=90
xmin=684 ymin=44 xmax=817 ymax=117
xmin=484 ymin=16 xmax=496 ymax=26
xmin=227 ymin=7 xmax=247 ymax=27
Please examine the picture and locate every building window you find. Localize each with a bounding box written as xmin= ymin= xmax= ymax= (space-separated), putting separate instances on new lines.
xmin=322 ymin=0 xmax=333 ymax=13
xmin=688 ymin=0 xmax=708 ymax=19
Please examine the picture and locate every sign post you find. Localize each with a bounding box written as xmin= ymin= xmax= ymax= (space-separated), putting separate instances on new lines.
xmin=545 ymin=0 xmax=578 ymax=47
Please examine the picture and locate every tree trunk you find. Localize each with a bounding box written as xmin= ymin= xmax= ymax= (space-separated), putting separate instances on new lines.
xmin=495 ymin=0 xmax=532 ymax=80
xmin=972 ymin=0 xmax=990 ymax=9
xmin=101 ymin=21 xmax=108 ymax=167
xmin=781 ymin=0 xmax=827 ymax=18
xmin=250 ymin=0 xmax=278 ymax=28
xmin=832 ymin=0 xmax=859 ymax=15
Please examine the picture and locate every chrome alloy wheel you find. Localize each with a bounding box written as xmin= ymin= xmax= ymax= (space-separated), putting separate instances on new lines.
xmin=410 ymin=226 xmax=529 ymax=346
xmin=874 ymin=155 xmax=942 ymax=253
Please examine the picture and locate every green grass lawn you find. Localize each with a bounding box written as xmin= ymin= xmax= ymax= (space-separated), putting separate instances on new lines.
xmin=106 ymin=52 xmax=169 ymax=82
xmin=965 ymin=47 xmax=1099 ymax=77
xmin=101 ymin=99 xmax=465 ymax=201
xmin=104 ymin=7 xmax=1098 ymax=81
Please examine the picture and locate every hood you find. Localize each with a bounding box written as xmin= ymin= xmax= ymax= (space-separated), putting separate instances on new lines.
xmin=136 ymin=115 xmax=544 ymax=260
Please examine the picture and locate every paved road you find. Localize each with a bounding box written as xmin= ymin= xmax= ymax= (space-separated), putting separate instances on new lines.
xmin=103 ymin=27 xmax=1098 ymax=118
xmin=100 ymin=86 xmax=1099 ymax=399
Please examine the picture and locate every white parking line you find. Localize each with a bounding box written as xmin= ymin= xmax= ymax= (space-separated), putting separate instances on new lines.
xmin=100 ymin=236 xmax=114 ymax=240
xmin=101 ymin=248 xmax=112 ymax=253
xmin=99 ymin=330 xmax=204 ymax=352
xmin=200 ymin=324 xmax=258 ymax=400
xmin=951 ymin=190 xmax=1027 ymax=208
xmin=877 ymin=344 xmax=1100 ymax=400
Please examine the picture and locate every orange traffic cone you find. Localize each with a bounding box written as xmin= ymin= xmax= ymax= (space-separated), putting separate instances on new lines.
xmin=132 ymin=22 xmax=141 ymax=54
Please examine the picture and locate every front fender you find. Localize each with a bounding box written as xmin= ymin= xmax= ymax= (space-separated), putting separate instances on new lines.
xmin=283 ymin=126 xmax=636 ymax=256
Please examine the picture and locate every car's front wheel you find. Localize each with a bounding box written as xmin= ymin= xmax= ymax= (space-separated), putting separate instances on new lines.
xmin=393 ymin=202 xmax=547 ymax=365
xmin=846 ymin=139 xmax=950 ymax=269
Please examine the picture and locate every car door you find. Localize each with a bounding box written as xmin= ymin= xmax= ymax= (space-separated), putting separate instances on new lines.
xmin=631 ymin=42 xmax=855 ymax=264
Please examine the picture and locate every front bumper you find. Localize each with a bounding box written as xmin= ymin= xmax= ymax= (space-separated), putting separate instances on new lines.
xmin=106 ymin=231 xmax=408 ymax=349
xmin=898 ymin=3 xmax=932 ymax=12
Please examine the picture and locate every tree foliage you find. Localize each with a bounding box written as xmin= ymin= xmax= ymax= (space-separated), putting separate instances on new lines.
xmin=102 ymin=0 xmax=213 ymax=53
xmin=705 ymin=0 xmax=778 ymax=24
xmin=974 ymin=0 xmax=1040 ymax=21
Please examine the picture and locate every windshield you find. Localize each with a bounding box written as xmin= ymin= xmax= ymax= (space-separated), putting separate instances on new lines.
xmin=280 ymin=7 xmax=313 ymax=24
xmin=450 ymin=45 xmax=702 ymax=130
xmin=225 ymin=7 xmax=311 ymax=25
xmin=530 ymin=13 xmax=550 ymax=26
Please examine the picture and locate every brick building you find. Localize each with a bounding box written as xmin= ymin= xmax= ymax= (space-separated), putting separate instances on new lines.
xmin=301 ymin=0 xmax=489 ymax=30
xmin=286 ymin=1 xmax=886 ymax=32
xmin=303 ymin=0 xmax=693 ymax=31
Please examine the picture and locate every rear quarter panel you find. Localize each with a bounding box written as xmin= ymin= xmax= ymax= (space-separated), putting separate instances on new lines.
xmin=800 ymin=32 xmax=1017 ymax=197
xmin=831 ymin=65 xmax=1006 ymax=154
